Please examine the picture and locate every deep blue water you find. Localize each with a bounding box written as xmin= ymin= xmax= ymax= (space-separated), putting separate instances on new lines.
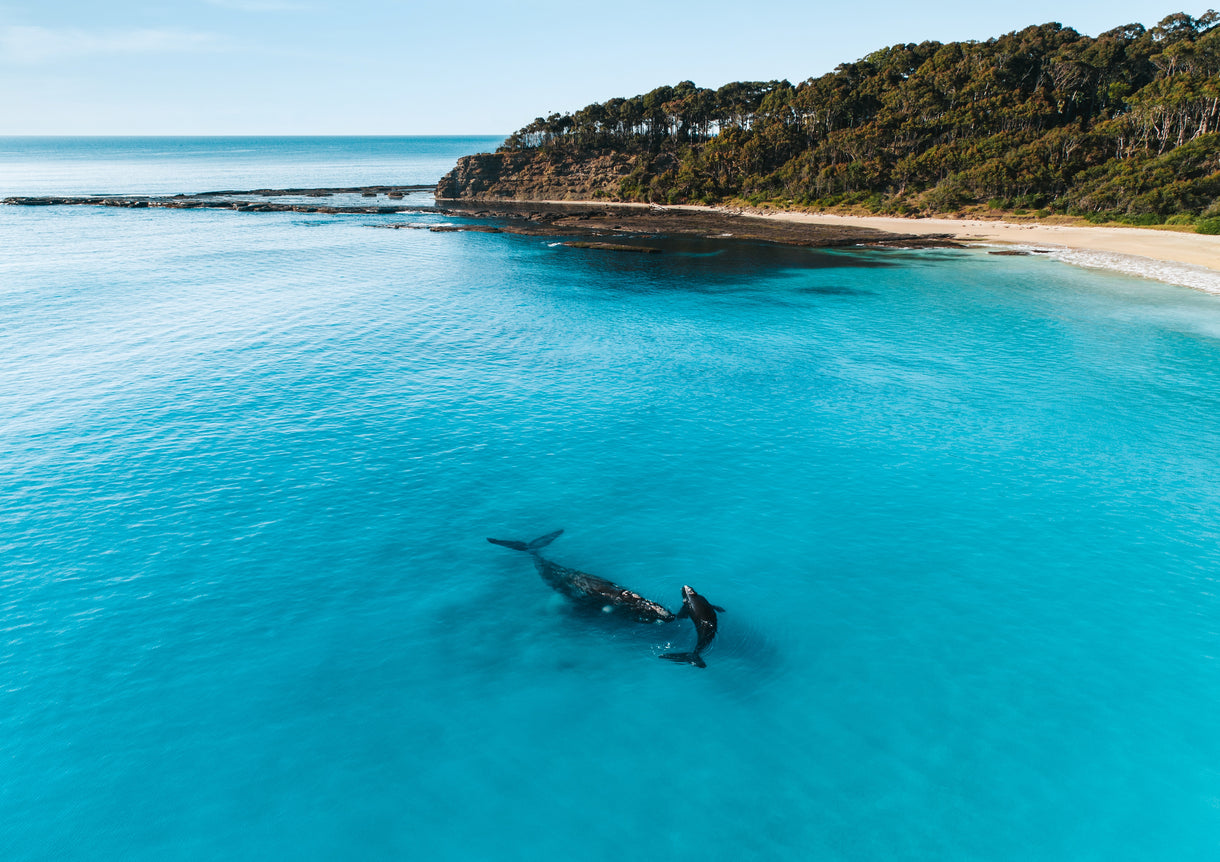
xmin=3 ymin=137 xmax=1220 ymax=860
xmin=0 ymin=136 xmax=502 ymax=196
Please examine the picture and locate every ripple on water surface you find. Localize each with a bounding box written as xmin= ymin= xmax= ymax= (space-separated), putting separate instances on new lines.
xmin=3 ymin=155 xmax=1220 ymax=860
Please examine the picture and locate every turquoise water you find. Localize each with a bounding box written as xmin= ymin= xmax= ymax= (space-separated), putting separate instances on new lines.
xmin=3 ymin=138 xmax=1220 ymax=860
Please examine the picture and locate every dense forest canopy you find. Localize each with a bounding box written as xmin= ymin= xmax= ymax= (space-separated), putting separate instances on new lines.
xmin=498 ymin=11 xmax=1220 ymax=225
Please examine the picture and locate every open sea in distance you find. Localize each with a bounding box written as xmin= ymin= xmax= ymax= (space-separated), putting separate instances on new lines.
xmin=2 ymin=136 xmax=1220 ymax=861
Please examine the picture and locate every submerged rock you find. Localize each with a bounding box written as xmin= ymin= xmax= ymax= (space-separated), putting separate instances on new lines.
xmin=562 ymin=241 xmax=661 ymax=253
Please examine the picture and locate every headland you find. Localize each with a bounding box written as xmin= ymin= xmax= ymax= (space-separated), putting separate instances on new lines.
xmin=429 ymin=11 xmax=1220 ymax=288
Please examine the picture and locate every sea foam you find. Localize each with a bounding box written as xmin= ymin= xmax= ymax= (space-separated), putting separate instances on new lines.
xmin=991 ymin=243 xmax=1220 ymax=294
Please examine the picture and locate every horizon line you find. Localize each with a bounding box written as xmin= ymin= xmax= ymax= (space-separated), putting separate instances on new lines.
xmin=0 ymin=132 xmax=508 ymax=138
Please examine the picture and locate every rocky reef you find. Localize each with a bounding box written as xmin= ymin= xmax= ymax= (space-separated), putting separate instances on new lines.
xmin=5 ymin=183 xmax=960 ymax=250
xmin=390 ymin=200 xmax=961 ymax=249
xmin=2 ymin=186 xmax=436 ymax=214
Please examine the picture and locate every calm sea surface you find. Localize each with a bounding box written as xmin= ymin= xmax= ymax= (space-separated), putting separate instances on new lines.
xmin=2 ymin=137 xmax=1220 ymax=861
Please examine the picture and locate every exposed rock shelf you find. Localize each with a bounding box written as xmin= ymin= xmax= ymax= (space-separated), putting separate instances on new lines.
xmin=426 ymin=201 xmax=962 ymax=249
xmin=5 ymin=185 xmax=960 ymax=249
xmin=3 ymin=185 xmax=437 ymax=214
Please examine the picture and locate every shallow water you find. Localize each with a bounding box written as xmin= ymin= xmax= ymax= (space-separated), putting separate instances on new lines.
xmin=3 ymin=138 xmax=1220 ymax=860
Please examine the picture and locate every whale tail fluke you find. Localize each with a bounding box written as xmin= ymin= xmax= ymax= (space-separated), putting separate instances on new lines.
xmin=660 ymin=652 xmax=707 ymax=669
xmin=487 ymin=537 xmax=529 ymax=551
xmin=528 ymin=529 xmax=564 ymax=550
xmin=487 ymin=529 xmax=564 ymax=553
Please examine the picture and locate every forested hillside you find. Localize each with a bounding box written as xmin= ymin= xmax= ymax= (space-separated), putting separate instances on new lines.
xmin=491 ymin=12 xmax=1220 ymax=228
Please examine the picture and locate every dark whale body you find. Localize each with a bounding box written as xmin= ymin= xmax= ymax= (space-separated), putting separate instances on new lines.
xmin=487 ymin=529 xmax=676 ymax=624
xmin=660 ymin=584 xmax=722 ymax=668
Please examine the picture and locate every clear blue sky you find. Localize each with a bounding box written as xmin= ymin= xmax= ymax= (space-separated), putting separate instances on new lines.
xmin=0 ymin=1 xmax=1202 ymax=134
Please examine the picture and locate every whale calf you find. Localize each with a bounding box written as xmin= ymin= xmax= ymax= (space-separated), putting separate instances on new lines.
xmin=660 ymin=584 xmax=722 ymax=668
xmin=487 ymin=529 xmax=676 ymax=623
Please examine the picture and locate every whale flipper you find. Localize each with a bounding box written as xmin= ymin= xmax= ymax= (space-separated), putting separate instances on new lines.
xmin=660 ymin=652 xmax=707 ymax=668
xmin=487 ymin=529 xmax=564 ymax=553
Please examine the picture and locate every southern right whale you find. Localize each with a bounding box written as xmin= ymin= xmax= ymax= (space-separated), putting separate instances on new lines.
xmin=487 ymin=529 xmax=677 ymax=624
xmin=660 ymin=584 xmax=723 ymax=668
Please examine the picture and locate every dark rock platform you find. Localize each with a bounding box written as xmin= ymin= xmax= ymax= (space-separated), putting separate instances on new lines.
xmin=417 ymin=201 xmax=963 ymax=249
xmin=2 ymin=186 xmax=438 ymax=215
xmin=4 ymin=187 xmax=962 ymax=250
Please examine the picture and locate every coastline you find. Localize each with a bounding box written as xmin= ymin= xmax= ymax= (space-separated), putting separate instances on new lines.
xmin=684 ymin=205 xmax=1220 ymax=292
xmin=517 ymin=199 xmax=1220 ymax=291
xmin=699 ymin=207 xmax=1220 ymax=273
xmin=9 ymin=185 xmax=1218 ymax=291
xmin=5 ymin=191 xmax=961 ymax=250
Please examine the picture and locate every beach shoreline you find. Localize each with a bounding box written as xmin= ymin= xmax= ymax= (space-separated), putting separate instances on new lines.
xmin=693 ymin=206 xmax=1220 ymax=273
xmin=508 ymin=198 xmax=1219 ymax=289
xmin=9 ymin=185 xmax=1217 ymax=290
xmin=598 ymin=200 xmax=1220 ymax=271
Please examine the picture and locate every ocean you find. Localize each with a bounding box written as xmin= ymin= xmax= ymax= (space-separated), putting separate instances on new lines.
xmin=2 ymin=136 xmax=1220 ymax=861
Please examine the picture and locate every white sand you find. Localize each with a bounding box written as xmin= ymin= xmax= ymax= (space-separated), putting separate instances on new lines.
xmin=707 ymin=209 xmax=1219 ymax=269
xmin=675 ymin=206 xmax=1220 ymax=292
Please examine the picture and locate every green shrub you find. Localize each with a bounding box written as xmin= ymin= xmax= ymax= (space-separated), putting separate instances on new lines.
xmin=1118 ymin=212 xmax=1164 ymax=226
xmin=1165 ymin=214 xmax=1195 ymax=225
xmin=1197 ymin=218 xmax=1220 ymax=235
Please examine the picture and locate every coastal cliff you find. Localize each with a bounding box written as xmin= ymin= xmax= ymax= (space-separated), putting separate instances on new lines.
xmin=436 ymin=150 xmax=658 ymax=201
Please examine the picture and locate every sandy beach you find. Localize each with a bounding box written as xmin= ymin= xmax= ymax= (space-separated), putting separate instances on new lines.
xmin=665 ymin=205 xmax=1220 ymax=290
xmin=697 ymin=208 xmax=1220 ymax=272
xmin=515 ymin=199 xmax=1220 ymax=289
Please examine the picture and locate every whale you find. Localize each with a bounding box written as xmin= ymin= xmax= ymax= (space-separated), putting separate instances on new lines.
xmin=487 ymin=529 xmax=676 ymax=623
xmin=660 ymin=584 xmax=722 ymax=668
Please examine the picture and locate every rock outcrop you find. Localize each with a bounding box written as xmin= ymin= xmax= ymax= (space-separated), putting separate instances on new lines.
xmin=1 ymin=186 xmax=436 ymax=215
xmin=4 ymin=183 xmax=963 ymax=251
xmin=435 ymin=150 xmax=642 ymax=201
